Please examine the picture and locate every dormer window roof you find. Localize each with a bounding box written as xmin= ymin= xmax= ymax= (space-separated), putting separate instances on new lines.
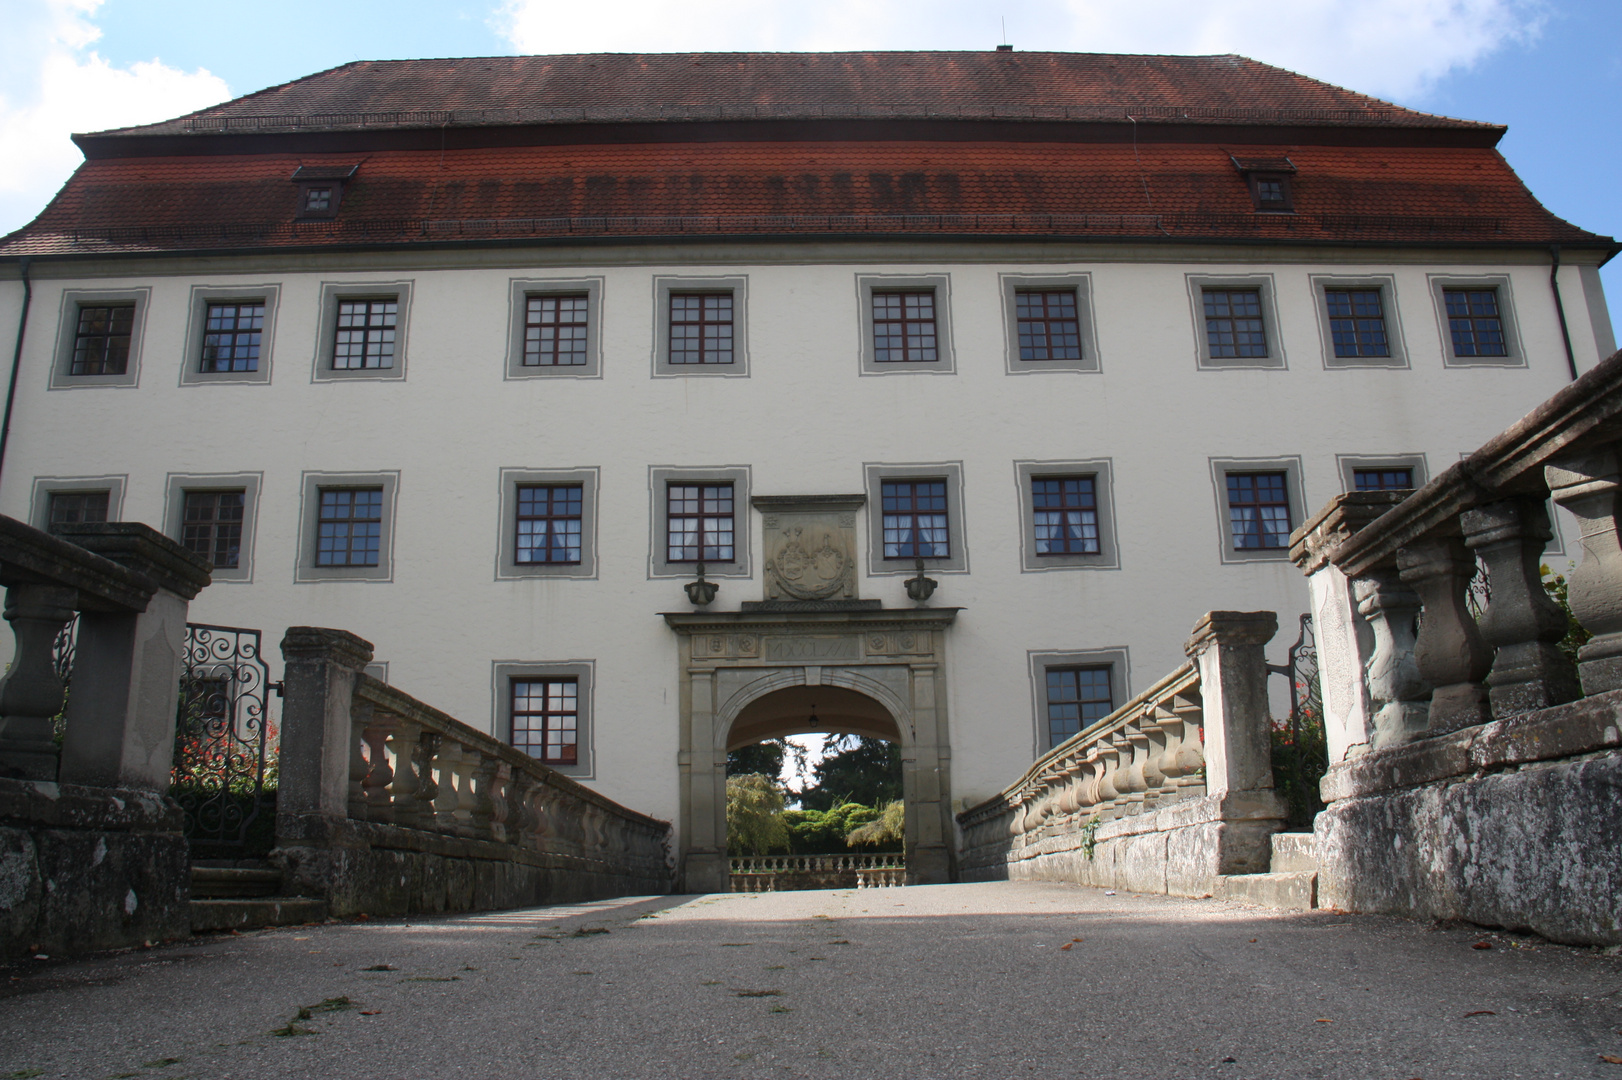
xmin=1230 ymin=155 xmax=1297 ymax=214
xmin=291 ymin=164 xmax=359 ymax=220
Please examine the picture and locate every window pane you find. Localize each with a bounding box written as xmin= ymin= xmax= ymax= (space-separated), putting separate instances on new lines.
xmin=1444 ymin=288 xmax=1507 ymax=357
xmin=201 ymin=302 xmax=265 ymax=372
xmin=333 ymin=300 xmax=398 ymax=370
xmin=668 ymin=482 xmax=734 ymax=562
xmin=316 ymin=487 xmax=384 ymax=566
xmin=1227 ymin=472 xmax=1292 ymax=549
xmin=70 ymin=304 xmax=134 ymax=376
xmin=1203 ymin=289 xmax=1268 ymax=359
xmin=669 ymin=293 xmax=733 ymax=364
xmin=182 ymin=490 xmax=246 ymax=569
xmin=881 ymin=479 xmax=950 ymax=558
xmin=47 ymin=490 xmax=110 ymax=526
xmin=873 ymin=290 xmax=938 ymax=363
xmin=523 ymin=294 xmax=590 ymax=366
xmin=511 ymin=676 xmax=578 ymax=765
xmin=1352 ymin=469 xmax=1414 ymax=492
xmin=1046 ymin=666 xmax=1113 ymax=746
xmin=1325 ymin=289 xmax=1390 ymax=358
xmin=1015 ymin=289 xmax=1082 ymax=361
xmin=1032 ymin=476 xmax=1099 ymax=555
xmin=516 ymin=484 xmax=584 ymax=564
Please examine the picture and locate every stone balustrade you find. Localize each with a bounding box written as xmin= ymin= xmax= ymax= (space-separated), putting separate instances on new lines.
xmin=730 ymin=853 xmax=904 ymax=874
xmin=1291 ymin=346 xmax=1622 ymax=945
xmin=0 ymin=516 xmax=211 ymax=958
xmin=956 ymin=611 xmax=1286 ymax=897
xmin=728 ymin=853 xmax=904 ymax=892
xmin=274 ymin=627 xmax=671 ymax=916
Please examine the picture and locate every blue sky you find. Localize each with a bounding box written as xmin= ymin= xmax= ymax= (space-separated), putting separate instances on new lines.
xmin=1 ymin=0 xmax=1617 ymax=308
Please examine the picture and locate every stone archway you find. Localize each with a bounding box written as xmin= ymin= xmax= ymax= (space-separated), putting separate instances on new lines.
xmin=663 ymin=607 xmax=958 ymax=892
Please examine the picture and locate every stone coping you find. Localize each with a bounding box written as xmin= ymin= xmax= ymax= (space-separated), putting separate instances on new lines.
xmin=50 ymin=523 xmax=212 ymax=600
xmin=0 ymin=514 xmax=156 ymax=613
xmin=1288 ymin=490 xmax=1409 ymax=573
xmin=1320 ymin=688 xmax=1622 ymax=802
xmin=354 ymin=674 xmax=672 ymax=835
xmin=1322 ymin=346 xmax=1622 ymax=578
xmin=0 ymin=776 xmax=182 ymax=832
xmin=662 ymin=606 xmax=960 ymax=632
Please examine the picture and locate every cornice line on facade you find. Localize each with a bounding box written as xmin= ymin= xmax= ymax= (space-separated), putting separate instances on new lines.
xmin=662 ymin=608 xmax=962 ymax=633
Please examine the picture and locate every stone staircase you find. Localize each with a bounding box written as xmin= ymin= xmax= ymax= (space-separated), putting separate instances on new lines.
xmin=189 ymin=862 xmax=327 ymax=932
xmin=1212 ymin=833 xmax=1319 ymax=911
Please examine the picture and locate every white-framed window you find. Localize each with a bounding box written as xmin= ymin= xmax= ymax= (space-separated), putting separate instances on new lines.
xmin=1028 ymin=648 xmax=1130 ymax=754
xmin=1000 ymin=273 xmax=1100 ymax=375
xmin=1308 ymin=274 xmax=1407 ymax=370
xmin=647 ymin=465 xmax=752 ymax=578
xmin=1014 ymin=459 xmax=1120 ymax=572
xmin=311 ymin=281 xmax=413 ymax=382
xmin=48 ymin=288 xmax=151 ymax=390
xmin=180 ymin=284 xmax=281 ymax=386
xmin=863 ymin=462 xmax=968 ymax=575
xmin=652 ymin=276 xmax=749 ymax=378
xmin=496 ymin=467 xmax=599 ymax=580
xmin=295 ymin=471 xmax=400 ymax=582
xmin=856 ymin=274 xmax=955 ymax=376
xmin=1185 ymin=274 xmax=1286 ymax=370
xmin=493 ymin=660 xmax=594 ymax=778
xmin=164 ymin=472 xmax=262 ymax=583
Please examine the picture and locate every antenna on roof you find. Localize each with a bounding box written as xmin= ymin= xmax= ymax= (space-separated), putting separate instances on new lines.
xmin=998 ymin=17 xmax=1012 ymax=51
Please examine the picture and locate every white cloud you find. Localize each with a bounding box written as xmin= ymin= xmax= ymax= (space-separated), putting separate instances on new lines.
xmin=494 ymin=0 xmax=1544 ymax=102
xmin=0 ymin=0 xmax=230 ymax=236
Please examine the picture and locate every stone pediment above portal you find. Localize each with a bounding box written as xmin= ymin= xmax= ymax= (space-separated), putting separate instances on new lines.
xmin=751 ymin=494 xmax=865 ymax=602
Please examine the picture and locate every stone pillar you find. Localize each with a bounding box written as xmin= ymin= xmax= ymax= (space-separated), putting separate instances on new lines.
xmin=0 ymin=583 xmax=78 ymax=780
xmin=1290 ymin=492 xmax=1408 ymax=763
xmin=277 ymin=627 xmax=374 ymax=835
xmin=1545 ymin=449 xmax=1622 ymax=696
xmin=1396 ymin=534 xmax=1494 ymax=733
xmin=1461 ymin=497 xmax=1581 ymax=717
xmin=682 ymin=668 xmax=728 ymax=894
xmin=1351 ymin=572 xmax=1430 ymax=750
xmin=55 ymin=524 xmax=212 ymax=792
xmin=1184 ymin=611 xmax=1278 ymax=795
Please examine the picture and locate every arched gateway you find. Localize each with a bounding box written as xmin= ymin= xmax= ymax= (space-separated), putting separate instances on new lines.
xmin=662 ymin=494 xmax=959 ymax=892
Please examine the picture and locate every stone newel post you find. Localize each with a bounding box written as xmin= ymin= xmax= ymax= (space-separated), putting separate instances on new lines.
xmin=278 ymin=627 xmax=374 ymax=835
xmin=1184 ymin=610 xmax=1278 ymax=795
xmin=55 ymin=523 xmax=212 ymax=791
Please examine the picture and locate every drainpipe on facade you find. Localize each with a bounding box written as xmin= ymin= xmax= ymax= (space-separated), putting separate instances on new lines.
xmin=0 ymin=256 xmax=34 ymax=492
xmin=1550 ymin=246 xmax=1579 ymax=382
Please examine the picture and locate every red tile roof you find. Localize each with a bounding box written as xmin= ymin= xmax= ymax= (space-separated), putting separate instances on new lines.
xmin=4 ymin=139 xmax=1607 ymax=256
xmin=88 ymin=52 xmax=1492 ymax=141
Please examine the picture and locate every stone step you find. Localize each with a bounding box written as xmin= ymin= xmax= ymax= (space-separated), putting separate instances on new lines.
xmin=1270 ymin=831 xmax=1319 ymax=873
xmin=190 ymin=897 xmax=328 ymax=933
xmin=190 ymin=866 xmax=283 ymax=898
xmin=1214 ymin=871 xmax=1318 ymax=911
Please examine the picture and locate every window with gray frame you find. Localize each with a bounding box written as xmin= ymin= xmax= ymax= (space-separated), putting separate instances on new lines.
xmin=1015 ymin=290 xmax=1082 ymax=361
xmin=667 ymin=483 xmax=735 ymax=562
xmin=50 ymin=288 xmax=149 ymax=390
xmin=1032 ymin=476 xmax=1099 ymax=556
xmin=1000 ymin=274 xmax=1100 ymax=375
xmin=313 ymin=282 xmax=412 ymax=381
xmin=670 ymin=294 xmax=734 ymax=365
xmin=1014 ymin=460 xmax=1119 ymax=572
xmin=523 ymin=295 xmax=590 ymax=367
xmin=1186 ymin=275 xmax=1283 ymax=369
xmin=1325 ymin=288 xmax=1390 ymax=359
xmin=333 ymin=300 xmax=398 ymax=370
xmin=182 ymin=490 xmax=245 ymax=569
xmin=1335 ymin=454 xmax=1427 ymax=496
xmin=872 ymin=291 xmax=938 ymax=363
xmin=1045 ymin=666 xmax=1113 ymax=747
xmin=857 ymin=274 xmax=954 ymax=375
xmin=880 ymin=479 xmax=949 ymax=559
xmin=1444 ymin=288 xmax=1508 ymax=357
xmin=1226 ymin=472 xmax=1292 ymax=550
xmin=70 ymin=305 xmax=134 ymax=376
xmin=316 ymin=488 xmax=384 ymax=566
xmin=516 ymin=484 xmax=583 ymax=564
xmin=201 ymin=303 xmax=266 ymax=372
xmin=1353 ymin=468 xmax=1413 ymax=492
xmin=48 ymin=490 xmax=109 ymax=526
xmin=510 ymin=676 xmax=579 ymax=766
xmin=1203 ymin=289 xmax=1268 ymax=359
xmin=1427 ymin=274 xmax=1521 ymax=367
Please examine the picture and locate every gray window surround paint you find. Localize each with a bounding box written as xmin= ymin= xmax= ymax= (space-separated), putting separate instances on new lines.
xmin=1307 ymin=274 xmax=1408 ymax=370
xmin=650 ymin=275 xmax=750 ymax=378
xmin=1334 ymin=453 xmax=1428 ymax=495
xmin=29 ymin=474 xmax=127 ymax=529
xmin=1208 ymin=455 xmax=1307 ymax=564
xmin=1579 ymin=265 xmax=1617 ymax=360
xmin=162 ymin=472 xmax=263 ymax=584
xmin=179 ymin=284 xmax=281 ymax=387
xmin=1184 ymin=273 xmax=1287 ymax=370
xmin=1426 ymin=273 xmax=1525 ymax=368
xmin=863 ymin=461 xmax=969 ymax=575
xmin=495 ymin=466 xmax=600 ymax=580
xmin=504 ymin=277 xmax=604 ymax=381
xmin=365 ymin=661 xmax=390 ymax=684
xmin=310 ymin=280 xmax=414 ymax=382
xmin=1013 ymin=459 xmax=1121 ymax=572
xmin=492 ymin=660 xmax=595 ymax=779
xmin=48 ymin=287 xmax=152 ymax=391
xmin=998 ymin=273 xmax=1102 ymax=375
xmin=855 ymin=273 xmax=956 ymax=376
xmin=294 ymin=470 xmax=401 ymax=583
xmin=1027 ymin=647 xmax=1131 ymax=756
xmin=647 ymin=465 xmax=753 ymax=579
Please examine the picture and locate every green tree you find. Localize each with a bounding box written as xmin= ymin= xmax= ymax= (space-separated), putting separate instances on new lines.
xmin=781 ymin=801 xmax=883 ymax=854
xmin=798 ymin=735 xmax=901 ymax=811
xmin=846 ymin=799 xmax=904 ymax=849
xmin=726 ymin=738 xmax=787 ymax=783
xmin=725 ymin=773 xmax=790 ymax=856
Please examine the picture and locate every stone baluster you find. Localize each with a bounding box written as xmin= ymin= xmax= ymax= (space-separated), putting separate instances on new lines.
xmin=359 ymin=708 xmax=398 ymax=824
xmin=1351 ymin=571 xmax=1431 ymax=750
xmin=1172 ymin=693 xmax=1206 ymax=798
xmin=1138 ymin=710 xmax=1168 ymax=804
xmin=1076 ymin=748 xmax=1103 ymax=809
xmin=1462 ymin=496 xmax=1581 ymax=716
xmin=450 ymin=743 xmax=480 ymax=838
xmin=1546 ymin=449 xmax=1622 ymax=696
xmin=1150 ymin=703 xmax=1188 ymax=794
xmin=384 ymin=717 xmax=424 ymax=827
xmin=432 ymin=740 xmax=463 ymax=832
xmin=0 ymin=584 xmax=77 ymax=781
xmin=412 ymin=731 xmax=442 ymax=828
xmin=1057 ymin=757 xmax=1084 ymax=817
xmin=1396 ymin=535 xmax=1495 ymax=734
xmin=1120 ymin=722 xmax=1151 ymax=815
xmin=347 ymin=700 xmax=374 ymax=821
xmin=1094 ymin=741 xmax=1121 ymax=811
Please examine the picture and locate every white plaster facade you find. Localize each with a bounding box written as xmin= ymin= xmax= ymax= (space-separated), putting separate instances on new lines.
xmin=1 ymin=240 xmax=1614 ymax=862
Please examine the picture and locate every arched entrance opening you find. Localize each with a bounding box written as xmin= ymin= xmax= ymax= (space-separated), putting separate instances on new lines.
xmin=726 ymin=687 xmax=905 ymax=864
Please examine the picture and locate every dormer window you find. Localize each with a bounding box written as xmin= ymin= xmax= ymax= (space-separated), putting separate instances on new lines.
xmin=291 ymin=164 xmax=359 ymax=220
xmin=1231 ymin=156 xmax=1297 ymax=214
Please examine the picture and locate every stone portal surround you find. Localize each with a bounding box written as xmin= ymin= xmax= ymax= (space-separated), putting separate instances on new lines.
xmin=664 ymin=607 xmax=959 ymax=893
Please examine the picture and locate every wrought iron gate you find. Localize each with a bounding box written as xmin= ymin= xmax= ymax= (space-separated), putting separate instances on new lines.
xmin=1267 ymin=613 xmax=1326 ymax=829
xmin=171 ymin=623 xmax=281 ymax=857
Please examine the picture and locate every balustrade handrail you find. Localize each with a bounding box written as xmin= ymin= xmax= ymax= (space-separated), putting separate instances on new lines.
xmin=1320 ymin=347 xmax=1622 ymax=579
xmin=0 ymin=515 xmax=158 ymax=613
xmin=729 ymin=853 xmax=905 ymax=872
xmin=351 ymin=674 xmax=669 ymax=834
xmin=957 ymin=660 xmax=1200 ymax=827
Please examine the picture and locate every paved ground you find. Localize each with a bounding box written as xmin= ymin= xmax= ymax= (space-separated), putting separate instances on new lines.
xmin=2 ymin=881 xmax=1620 ymax=1080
